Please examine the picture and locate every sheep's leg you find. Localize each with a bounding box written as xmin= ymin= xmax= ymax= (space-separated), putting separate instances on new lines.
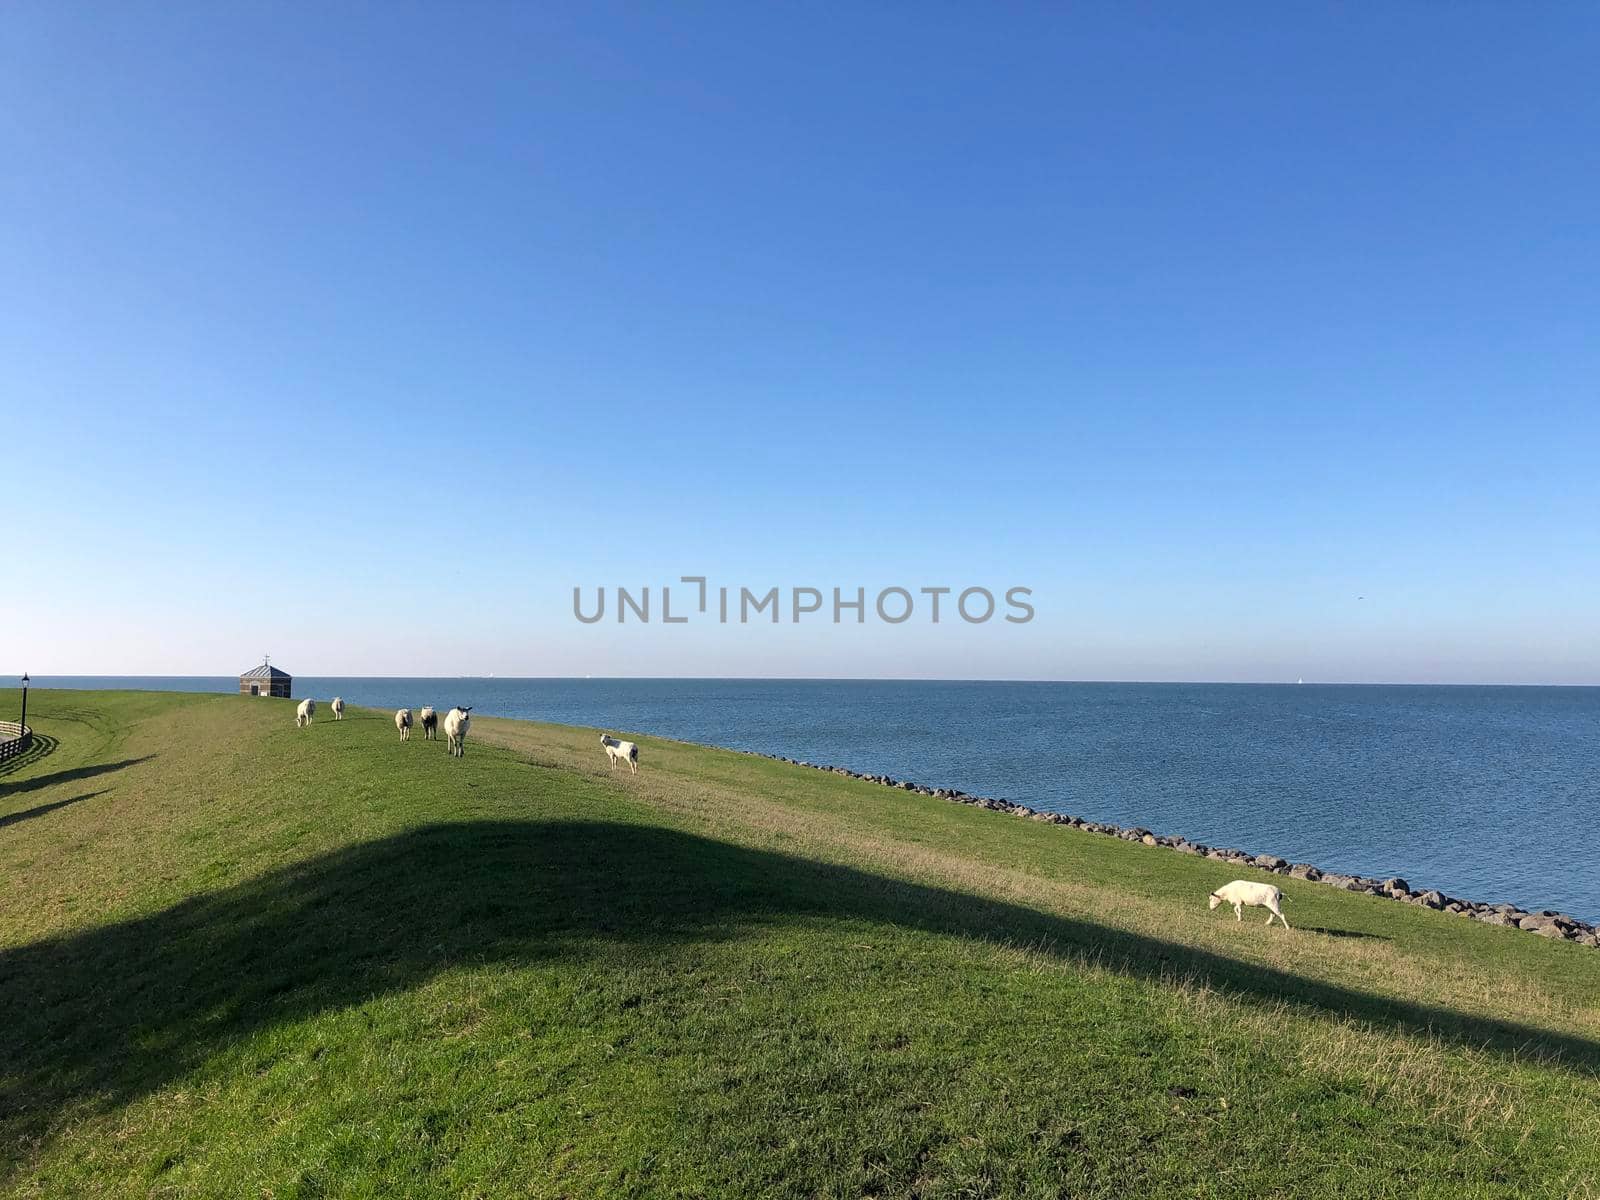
xmin=1234 ymin=904 xmax=1242 ymax=922
xmin=1274 ymin=906 xmax=1290 ymax=930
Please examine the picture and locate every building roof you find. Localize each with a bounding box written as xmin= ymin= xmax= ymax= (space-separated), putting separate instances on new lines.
xmin=240 ymin=663 xmax=292 ymax=680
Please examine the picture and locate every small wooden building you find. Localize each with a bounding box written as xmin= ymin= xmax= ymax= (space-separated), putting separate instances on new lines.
xmin=240 ymin=661 xmax=292 ymax=698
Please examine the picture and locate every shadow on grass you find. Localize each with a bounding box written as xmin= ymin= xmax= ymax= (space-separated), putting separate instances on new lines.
xmin=0 ymin=791 xmax=106 ymax=830
xmin=0 ymin=756 xmax=155 ymax=799
xmin=1305 ymin=926 xmax=1391 ymax=941
xmin=1 ymin=819 xmax=1595 ymax=1165
xmin=0 ymin=733 xmax=59 ymax=781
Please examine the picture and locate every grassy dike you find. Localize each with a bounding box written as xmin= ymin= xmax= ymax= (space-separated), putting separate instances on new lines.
xmin=1 ymin=688 xmax=1597 ymax=1198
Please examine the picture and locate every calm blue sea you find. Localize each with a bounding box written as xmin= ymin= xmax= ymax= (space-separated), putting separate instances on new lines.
xmin=29 ymin=677 xmax=1600 ymax=921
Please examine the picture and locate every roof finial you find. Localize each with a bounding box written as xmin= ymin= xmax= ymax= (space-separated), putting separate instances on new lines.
xmin=264 ymin=654 xmax=270 ymax=668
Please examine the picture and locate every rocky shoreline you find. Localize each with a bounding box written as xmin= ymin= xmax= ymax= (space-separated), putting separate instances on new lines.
xmin=745 ymin=749 xmax=1600 ymax=948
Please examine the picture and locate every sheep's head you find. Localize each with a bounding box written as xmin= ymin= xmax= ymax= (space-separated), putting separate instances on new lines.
xmin=1207 ymin=892 xmax=1222 ymax=910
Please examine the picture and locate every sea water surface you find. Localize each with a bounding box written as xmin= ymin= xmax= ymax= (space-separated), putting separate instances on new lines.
xmin=30 ymin=677 xmax=1600 ymax=922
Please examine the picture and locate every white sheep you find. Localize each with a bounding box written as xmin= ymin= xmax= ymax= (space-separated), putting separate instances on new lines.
xmin=296 ymin=698 xmax=316 ymax=728
xmin=600 ymin=734 xmax=639 ymax=774
xmin=444 ymin=706 xmax=472 ymax=758
xmin=395 ymin=707 xmax=412 ymax=741
xmin=1208 ymin=880 xmax=1291 ymax=928
xmin=420 ymin=706 xmax=438 ymax=740
xmin=331 ymin=697 xmax=345 ymax=720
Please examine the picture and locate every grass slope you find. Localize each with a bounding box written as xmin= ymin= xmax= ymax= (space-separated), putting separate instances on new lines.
xmin=1 ymin=688 xmax=1598 ymax=1198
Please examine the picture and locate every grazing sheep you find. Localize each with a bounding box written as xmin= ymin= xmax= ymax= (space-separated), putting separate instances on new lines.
xmin=420 ymin=706 xmax=438 ymax=740
xmin=1208 ymin=879 xmax=1291 ymax=928
xmin=295 ymin=698 xmax=316 ymax=728
xmin=395 ymin=707 xmax=412 ymax=741
xmin=444 ymin=706 xmax=472 ymax=758
xmin=600 ymin=734 xmax=640 ymax=774
xmin=331 ymin=697 xmax=345 ymax=720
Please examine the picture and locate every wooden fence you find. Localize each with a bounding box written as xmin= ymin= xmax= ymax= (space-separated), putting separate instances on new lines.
xmin=0 ymin=720 xmax=33 ymax=763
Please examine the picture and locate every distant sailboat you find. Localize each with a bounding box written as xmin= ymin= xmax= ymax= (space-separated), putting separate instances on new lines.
xmin=1297 ymin=677 xmax=1304 ymax=684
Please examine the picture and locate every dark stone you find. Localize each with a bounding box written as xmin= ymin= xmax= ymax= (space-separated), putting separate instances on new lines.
xmin=1516 ymin=921 xmax=1568 ymax=940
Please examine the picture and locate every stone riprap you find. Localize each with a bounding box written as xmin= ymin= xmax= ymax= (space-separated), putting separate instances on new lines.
xmin=741 ymin=750 xmax=1599 ymax=948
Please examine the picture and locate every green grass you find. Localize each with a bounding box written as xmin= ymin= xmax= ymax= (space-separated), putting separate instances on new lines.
xmin=2 ymin=688 xmax=1598 ymax=1198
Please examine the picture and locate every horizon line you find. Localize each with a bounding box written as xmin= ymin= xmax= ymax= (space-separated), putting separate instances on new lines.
xmin=10 ymin=674 xmax=1599 ymax=689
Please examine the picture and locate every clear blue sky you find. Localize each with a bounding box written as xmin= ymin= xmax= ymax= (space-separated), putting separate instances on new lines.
xmin=3 ymin=4 xmax=1596 ymax=682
